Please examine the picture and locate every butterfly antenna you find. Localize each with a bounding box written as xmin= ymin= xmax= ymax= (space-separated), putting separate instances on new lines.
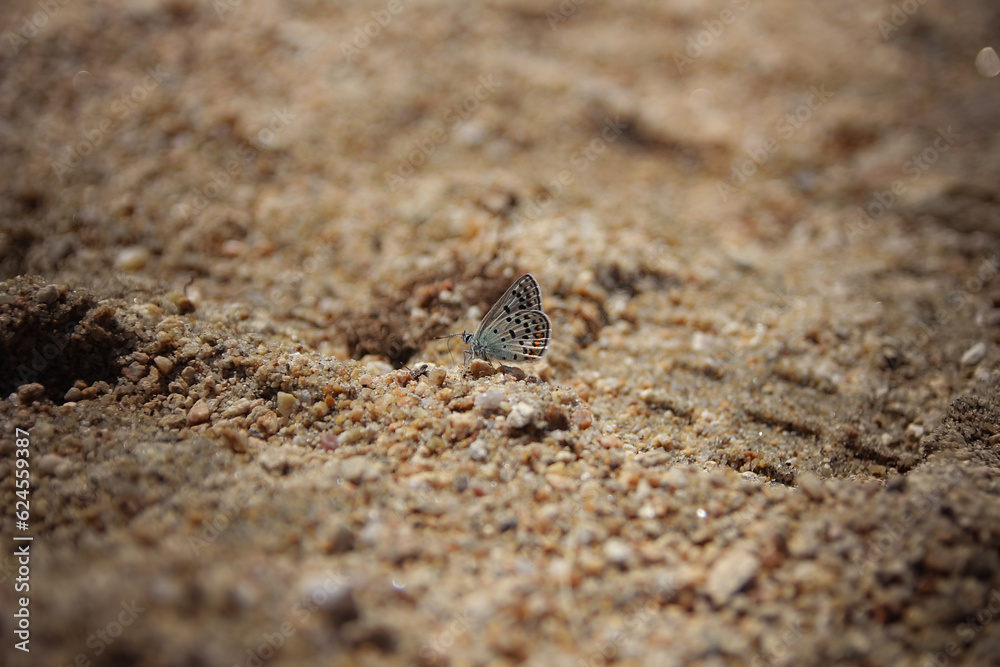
xmin=432 ymin=333 xmax=461 ymax=364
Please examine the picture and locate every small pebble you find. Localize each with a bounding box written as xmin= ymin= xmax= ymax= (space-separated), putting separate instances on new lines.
xmin=220 ymin=240 xmax=245 ymax=257
xmin=975 ymin=46 xmax=1000 ymax=78
xmin=115 ymin=246 xmax=151 ymax=271
xmin=124 ymin=361 xmax=147 ymax=383
xmin=256 ymin=410 xmax=279 ymax=436
xmin=35 ymin=284 xmax=61 ymax=304
xmin=221 ymin=398 xmax=254 ymax=419
xmin=38 ymin=453 xmax=66 ymax=476
xmin=706 ymin=547 xmax=761 ymax=605
xmin=187 ymin=399 xmax=211 ymax=426
xmin=503 ymin=365 xmax=526 ymax=381
xmin=571 ymin=409 xmax=594 ymax=430
xmin=603 ymin=538 xmax=634 ymax=568
xmin=469 ymin=439 xmax=489 ymax=461
xmin=276 ymin=391 xmax=297 ymax=418
xmin=428 ymin=367 xmax=447 ymax=386
xmin=598 ymin=435 xmax=621 ymax=449
xmin=217 ymin=426 xmax=248 ymax=453
xmin=468 ymin=360 xmax=497 ymax=378
xmin=363 ymin=360 xmax=393 ymax=376
xmin=961 ymin=342 xmax=986 ymax=367
xmin=17 ymin=383 xmax=45 ymax=405
xmin=474 ymin=389 xmax=506 ymax=411
xmin=448 ymin=412 xmax=479 ymax=440
xmin=507 ymin=402 xmax=536 ymax=430
xmin=338 ymin=427 xmax=365 ymax=445
xmin=153 ymin=356 xmax=175 ymax=375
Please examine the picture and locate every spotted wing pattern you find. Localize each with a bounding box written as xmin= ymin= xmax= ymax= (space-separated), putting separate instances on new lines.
xmin=478 ymin=273 xmax=543 ymax=332
xmin=481 ymin=309 xmax=551 ymax=361
xmin=465 ymin=273 xmax=551 ymax=363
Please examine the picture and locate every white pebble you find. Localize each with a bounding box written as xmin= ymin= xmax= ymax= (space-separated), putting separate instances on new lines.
xmin=603 ymin=538 xmax=634 ymax=567
xmin=507 ymin=402 xmax=536 ymax=429
xmin=364 ymin=360 xmax=394 ymax=376
xmin=469 ymin=439 xmax=489 ymax=461
xmin=115 ymin=246 xmax=150 ymax=271
xmin=976 ymin=47 xmax=1000 ymax=78
xmin=706 ymin=547 xmax=761 ymax=605
xmin=359 ymin=519 xmax=385 ymax=545
xmin=961 ymin=342 xmax=986 ymax=367
xmin=474 ymin=389 xmax=506 ymax=411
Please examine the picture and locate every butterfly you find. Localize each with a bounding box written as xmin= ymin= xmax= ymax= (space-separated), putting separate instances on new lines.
xmin=440 ymin=274 xmax=552 ymax=365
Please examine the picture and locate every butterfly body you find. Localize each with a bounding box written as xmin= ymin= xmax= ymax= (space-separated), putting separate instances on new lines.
xmin=455 ymin=274 xmax=551 ymax=365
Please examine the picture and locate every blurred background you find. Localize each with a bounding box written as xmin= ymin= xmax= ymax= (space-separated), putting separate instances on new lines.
xmin=3 ymin=0 xmax=998 ymax=333
xmin=3 ymin=1 xmax=1000 ymax=665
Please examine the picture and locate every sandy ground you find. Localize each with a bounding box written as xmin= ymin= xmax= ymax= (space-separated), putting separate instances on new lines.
xmin=2 ymin=0 xmax=1000 ymax=665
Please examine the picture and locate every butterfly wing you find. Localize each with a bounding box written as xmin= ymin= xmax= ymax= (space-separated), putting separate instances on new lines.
xmin=476 ymin=274 xmax=543 ymax=336
xmin=480 ymin=309 xmax=552 ymax=361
